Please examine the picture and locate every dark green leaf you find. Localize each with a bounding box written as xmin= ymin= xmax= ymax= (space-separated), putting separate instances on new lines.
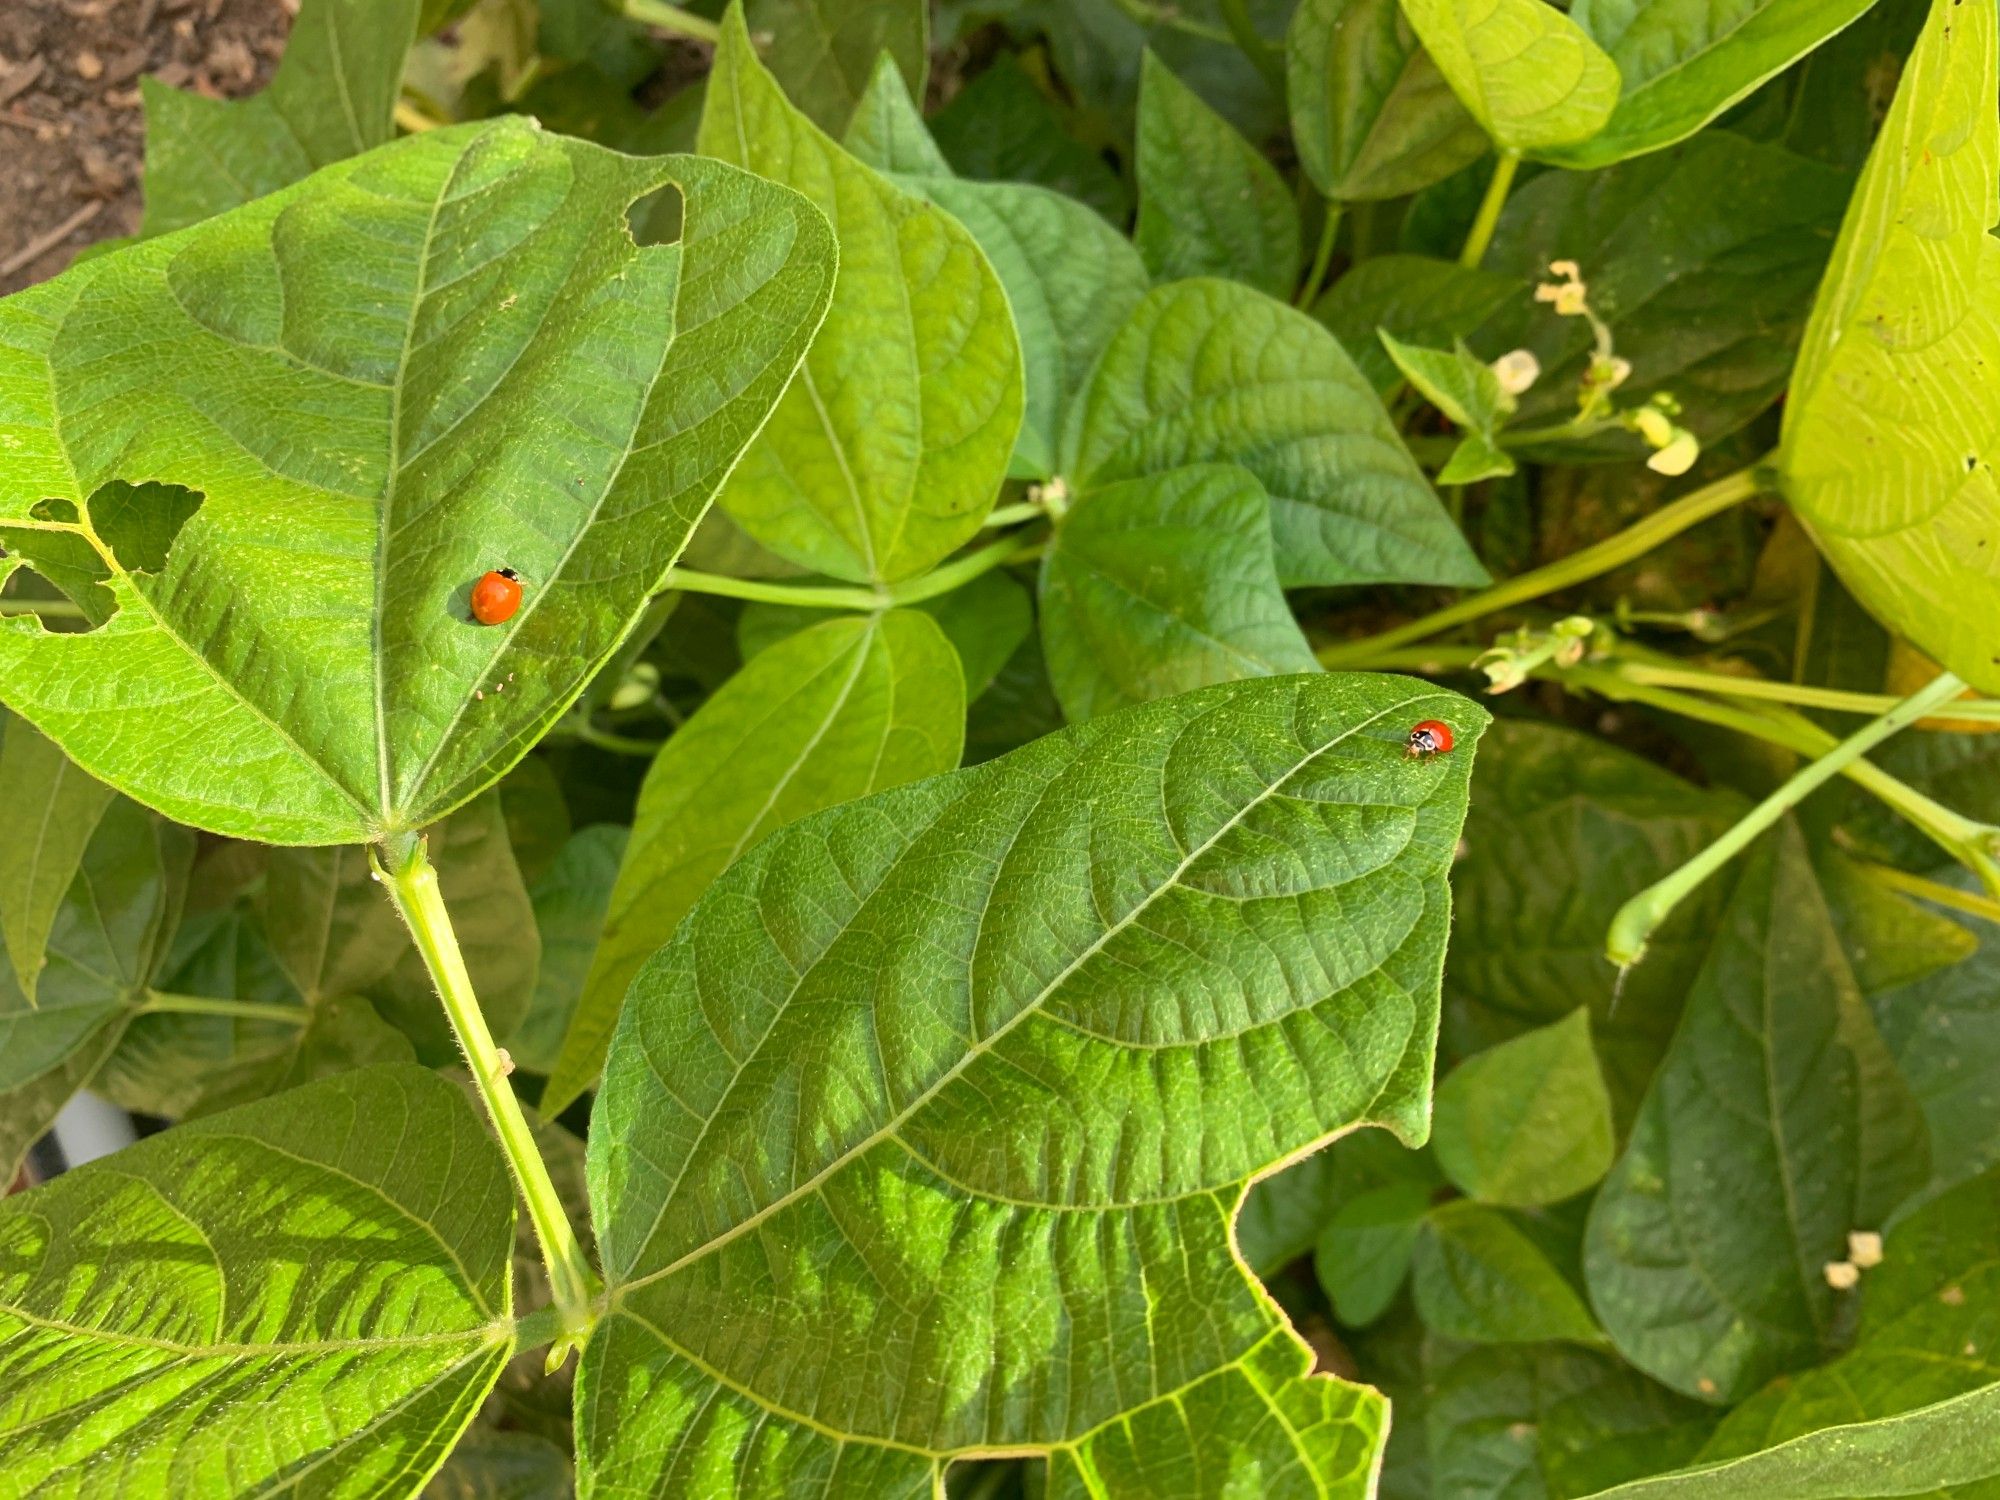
xmin=1316 ymin=1180 xmax=1434 ymax=1326
xmin=1779 ymin=0 xmax=2000 ymax=695
xmin=1311 ymin=253 xmax=1519 ymax=396
xmin=0 ymin=710 xmax=114 ymax=1003
xmin=1135 ymin=51 xmax=1302 ymax=299
xmin=1243 ymin=1126 xmax=1442 ymax=1275
xmin=1433 ymin=1008 xmax=1615 ymax=1207
xmin=512 ymin=824 xmax=628 ymax=1077
xmin=0 ymin=1066 xmax=517 ymax=1495
xmin=1287 ymin=0 xmax=1488 ymax=202
xmin=746 ymin=0 xmax=929 ymax=133
xmin=545 ymin=610 xmax=964 ymax=1112
xmin=926 ymin=56 xmax=1132 ymax=224
xmin=425 ymin=1429 xmax=573 ymax=1499
xmin=1414 ymin=1201 xmax=1604 ymax=1346
xmin=1064 ymin=278 xmax=1488 ymax=588
xmin=1584 ymin=824 xmax=1933 ymax=1403
xmin=579 ymin=674 xmax=1487 ymax=1493
xmin=1039 ymin=464 xmax=1318 ymax=721
xmin=0 ymin=120 xmax=835 ymax=844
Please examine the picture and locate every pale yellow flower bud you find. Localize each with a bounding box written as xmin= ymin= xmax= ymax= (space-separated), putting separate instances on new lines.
xmin=1824 ymin=1260 xmax=1861 ymax=1291
xmin=1849 ymin=1230 xmax=1884 ymax=1269
xmin=1492 ymin=349 xmax=1541 ymax=395
xmin=1634 ymin=407 xmax=1675 ymax=447
xmin=1647 ymin=429 xmax=1701 ymax=476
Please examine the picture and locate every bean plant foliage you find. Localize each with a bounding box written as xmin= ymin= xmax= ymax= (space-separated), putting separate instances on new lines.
xmin=0 ymin=0 xmax=1996 ymax=1496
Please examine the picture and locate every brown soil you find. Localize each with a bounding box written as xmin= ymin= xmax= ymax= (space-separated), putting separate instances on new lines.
xmin=0 ymin=0 xmax=292 ymax=295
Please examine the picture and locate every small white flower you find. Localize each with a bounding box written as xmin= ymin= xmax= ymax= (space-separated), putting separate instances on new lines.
xmin=1824 ymin=1259 xmax=1861 ymax=1290
xmin=1647 ymin=429 xmax=1701 ymax=476
xmin=1849 ymin=1230 xmax=1884 ymax=1269
xmin=1492 ymin=349 xmax=1541 ymax=396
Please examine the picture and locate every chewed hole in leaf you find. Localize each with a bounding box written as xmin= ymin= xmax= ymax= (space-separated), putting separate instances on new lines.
xmin=89 ymin=480 xmax=206 ymax=575
xmin=626 ymin=183 xmax=685 ymax=248
xmin=0 ymin=530 xmax=115 ymax=630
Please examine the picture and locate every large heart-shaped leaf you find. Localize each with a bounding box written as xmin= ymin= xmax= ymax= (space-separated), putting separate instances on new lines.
xmin=1398 ymin=0 xmax=1621 ymax=156
xmin=1584 ymin=823 xmax=1932 ymax=1404
xmin=577 ymin=673 xmax=1488 ymax=1495
xmin=1779 ymin=0 xmax=2000 ymax=695
xmin=1552 ymin=0 xmax=1881 ymax=169
xmin=0 ymin=710 xmax=113 ymax=1002
xmin=141 ymin=0 xmax=425 ymax=235
xmin=1287 ymin=0 xmax=1489 ymax=203
xmin=700 ymin=4 xmax=1024 ymax=584
xmin=0 ymin=118 xmax=834 ymax=845
xmin=0 ymin=1065 xmax=516 ymax=1496
xmin=545 ymin=608 xmax=964 ymax=1113
xmin=1135 ymin=51 xmax=1303 ymax=300
xmin=0 ymin=796 xmax=192 ymax=1180
xmin=1063 ymin=278 xmax=1488 ymax=589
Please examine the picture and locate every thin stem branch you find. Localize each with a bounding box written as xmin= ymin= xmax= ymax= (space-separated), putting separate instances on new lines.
xmin=0 ymin=596 xmax=84 ymax=617
xmin=1460 ymin=152 xmax=1520 ymax=269
xmin=377 ymin=838 xmax=600 ymax=1359
xmin=1604 ymin=671 xmax=1987 ymax=966
xmin=1107 ymin=0 xmax=1232 ymax=41
xmin=615 ymin=0 xmax=721 ymax=42
xmin=1317 ymin=462 xmax=1769 ymax=667
xmin=1854 ymin=860 xmax=2000 ymax=927
xmin=1296 ymin=203 xmax=1343 ymax=309
xmin=665 ymin=529 xmax=1040 ymax=613
xmin=1615 ymin=662 xmax=2000 ymax=721
xmin=139 ymin=991 xmax=310 ymax=1027
xmin=1218 ymin=0 xmax=1286 ymax=90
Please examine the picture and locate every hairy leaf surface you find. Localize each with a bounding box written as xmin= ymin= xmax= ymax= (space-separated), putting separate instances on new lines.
xmin=0 ymin=119 xmax=834 ymax=844
xmin=578 ymin=674 xmax=1487 ymax=1495
xmin=0 ymin=1066 xmax=516 ymax=1497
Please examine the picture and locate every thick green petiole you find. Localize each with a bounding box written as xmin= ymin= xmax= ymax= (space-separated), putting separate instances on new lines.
xmin=1604 ymin=671 xmax=1983 ymax=967
xmin=665 ymin=529 xmax=1040 ymax=613
xmin=1460 ymin=152 xmax=1520 ymax=269
xmin=377 ymin=837 xmax=600 ymax=1362
xmin=139 ymin=991 xmax=310 ymax=1027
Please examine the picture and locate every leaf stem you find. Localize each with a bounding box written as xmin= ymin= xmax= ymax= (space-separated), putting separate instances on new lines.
xmin=665 ymin=529 xmax=1040 ymax=613
xmin=613 ymin=0 xmax=721 ymax=42
xmin=1217 ymin=0 xmax=1286 ymax=90
xmin=0 ymin=596 xmax=84 ymax=618
xmin=1612 ymin=661 xmax=2000 ymax=721
xmin=1107 ymin=0 xmax=1233 ymax=42
xmin=1851 ymin=859 xmax=2000 ymax=927
xmin=1459 ymin=151 xmax=1520 ymax=269
xmin=1603 ymin=671 xmax=1983 ymax=966
xmin=1317 ymin=461 xmax=1768 ymax=667
xmin=1296 ymin=203 xmax=1343 ymax=309
xmin=138 ymin=991 xmax=310 ymax=1026
xmin=376 ymin=838 xmax=600 ymax=1359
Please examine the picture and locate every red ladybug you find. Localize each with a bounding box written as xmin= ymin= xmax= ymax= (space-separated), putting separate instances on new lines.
xmin=470 ymin=568 xmax=523 ymax=625
xmin=1406 ymin=720 xmax=1455 ymax=758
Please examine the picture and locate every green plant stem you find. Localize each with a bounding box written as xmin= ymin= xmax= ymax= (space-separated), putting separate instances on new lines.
xmin=0 ymin=596 xmax=84 ymax=617
xmin=138 ymin=991 xmax=310 ymax=1026
xmin=614 ymin=0 xmax=720 ymax=42
xmin=1296 ymin=203 xmax=1343 ymax=309
xmin=983 ymin=501 xmax=1043 ymax=529
xmin=1217 ymin=0 xmax=1286 ymax=90
xmin=1317 ymin=462 xmax=1768 ymax=667
xmin=1604 ymin=671 xmax=1981 ymax=966
xmin=377 ymin=838 xmax=600 ymax=1360
xmin=1107 ymin=0 xmax=1232 ymax=41
xmin=574 ymin=724 xmax=666 ymax=755
xmin=1853 ymin=859 xmax=2000 ymax=927
xmin=513 ymin=1303 xmax=566 ymax=1356
xmin=666 ymin=529 xmax=1040 ymax=612
xmin=1615 ymin=661 xmax=2000 ymax=721
xmin=1459 ymin=152 xmax=1520 ymax=269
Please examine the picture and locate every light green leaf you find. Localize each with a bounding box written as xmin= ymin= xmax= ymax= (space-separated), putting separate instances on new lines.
xmin=1064 ymin=278 xmax=1489 ymax=589
xmin=844 ymin=58 xmax=1150 ymax=480
xmin=1584 ymin=824 xmax=1933 ymax=1404
xmin=512 ymin=824 xmax=628 ymax=1077
xmin=1480 ymin=134 xmax=1849 ymax=456
xmin=1379 ymin=331 xmax=1515 ymax=439
xmin=1398 ymin=0 xmax=1621 ymax=155
xmin=579 ymin=674 xmax=1488 ymax=1495
xmin=843 ymin=54 xmax=955 ymax=175
xmin=1311 ymin=253 xmax=1519 ymax=396
xmin=1135 ymin=51 xmax=1302 ymax=300
xmin=1672 ymin=1166 xmax=2000 ymax=1494
xmin=1414 ymin=1201 xmax=1604 ymax=1345
xmin=0 ymin=709 xmax=114 ymax=1003
xmin=1039 ymin=464 xmax=1318 ymax=721
xmin=545 ymin=609 xmax=964 ymax=1113
xmin=1779 ymin=0 xmax=2000 ymax=695
xmin=1439 ymin=432 xmax=1516 ymax=485
xmin=1553 ymin=0 xmax=1881 ymax=169
xmin=1443 ymin=720 xmax=1739 ymax=1123
xmin=1434 ymin=1008 xmax=1615 ymax=1207
xmin=700 ymin=5 xmax=1024 ymax=584
xmin=746 ymin=0 xmax=929 ymax=134
xmin=139 ymin=0 xmax=422 ymax=235
xmin=256 ymin=791 xmax=538 ymax=1063
xmin=0 ymin=1066 xmax=516 ymax=1497
xmin=0 ymin=798 xmax=192 ymax=1180
xmin=1315 ymin=1180 xmax=1435 ymax=1326
xmin=1288 ymin=0 xmax=1489 ymax=202
xmin=0 ymin=119 xmax=835 ymax=845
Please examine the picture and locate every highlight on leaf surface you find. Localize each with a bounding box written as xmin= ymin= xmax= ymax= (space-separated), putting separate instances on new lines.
xmin=577 ymin=673 xmax=1489 ymax=1496
xmin=0 ymin=116 xmax=835 ymax=846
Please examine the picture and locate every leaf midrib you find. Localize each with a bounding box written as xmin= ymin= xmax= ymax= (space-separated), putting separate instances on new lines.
xmin=612 ymin=689 xmax=1426 ymax=1298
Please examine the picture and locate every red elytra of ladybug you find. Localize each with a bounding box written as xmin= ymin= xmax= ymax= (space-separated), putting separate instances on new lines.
xmin=1406 ymin=720 xmax=1455 ymax=758
xmin=470 ymin=568 xmax=523 ymax=626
